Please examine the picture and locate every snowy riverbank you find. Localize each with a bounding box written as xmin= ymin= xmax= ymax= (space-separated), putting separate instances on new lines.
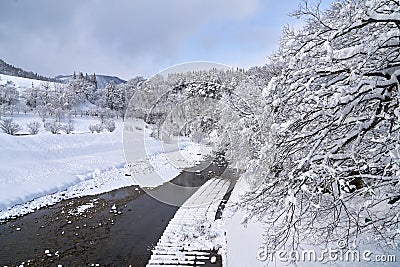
xmin=0 ymin=115 xmax=211 ymax=220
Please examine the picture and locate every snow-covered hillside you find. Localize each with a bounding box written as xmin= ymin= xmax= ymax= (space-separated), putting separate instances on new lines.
xmin=0 ymin=59 xmax=56 ymax=82
xmin=0 ymin=74 xmax=57 ymax=93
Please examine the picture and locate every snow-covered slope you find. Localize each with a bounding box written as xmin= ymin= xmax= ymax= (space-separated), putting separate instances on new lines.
xmin=0 ymin=74 xmax=57 ymax=93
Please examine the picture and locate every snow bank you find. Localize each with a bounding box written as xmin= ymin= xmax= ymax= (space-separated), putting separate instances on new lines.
xmin=0 ymin=119 xmax=125 ymax=211
xmin=224 ymin=175 xmax=265 ymax=267
xmin=224 ymin=175 xmax=400 ymax=267
xmin=124 ymin=120 xmax=213 ymax=188
xmin=0 ymin=116 xmax=212 ymax=219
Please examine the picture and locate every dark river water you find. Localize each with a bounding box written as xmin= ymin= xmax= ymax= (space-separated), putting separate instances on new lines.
xmin=0 ymin=154 xmax=236 ymax=266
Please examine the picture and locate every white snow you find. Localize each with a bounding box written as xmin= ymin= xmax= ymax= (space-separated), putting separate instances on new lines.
xmin=0 ymin=74 xmax=58 ymax=92
xmin=147 ymin=178 xmax=230 ymax=266
xmin=69 ymin=202 xmax=95 ymax=216
xmin=0 ymin=115 xmax=212 ymax=220
xmin=124 ymin=120 xmax=213 ymax=188
xmin=333 ymin=45 xmax=364 ymax=60
xmin=0 ymin=117 xmax=125 ymax=212
xmin=224 ymin=175 xmax=265 ymax=267
xmin=224 ymin=174 xmax=400 ymax=267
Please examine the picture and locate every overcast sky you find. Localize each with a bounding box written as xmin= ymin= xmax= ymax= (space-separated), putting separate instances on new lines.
xmin=0 ymin=0 xmax=332 ymax=80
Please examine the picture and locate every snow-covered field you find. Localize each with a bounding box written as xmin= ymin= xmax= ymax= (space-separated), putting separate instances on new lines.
xmin=0 ymin=74 xmax=55 ymax=92
xmin=0 ymin=114 xmax=211 ymax=221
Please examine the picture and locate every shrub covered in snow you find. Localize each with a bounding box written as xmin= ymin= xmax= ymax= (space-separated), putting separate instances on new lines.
xmin=27 ymin=121 xmax=40 ymax=135
xmin=88 ymin=123 xmax=103 ymax=133
xmin=62 ymin=120 xmax=75 ymax=134
xmin=103 ymin=119 xmax=116 ymax=132
xmin=0 ymin=118 xmax=21 ymax=135
xmin=44 ymin=120 xmax=62 ymax=134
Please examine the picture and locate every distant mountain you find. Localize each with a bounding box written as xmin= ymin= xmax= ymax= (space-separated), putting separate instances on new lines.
xmin=95 ymin=75 xmax=126 ymax=89
xmin=0 ymin=59 xmax=127 ymax=89
xmin=55 ymin=74 xmax=126 ymax=89
xmin=0 ymin=59 xmax=57 ymax=82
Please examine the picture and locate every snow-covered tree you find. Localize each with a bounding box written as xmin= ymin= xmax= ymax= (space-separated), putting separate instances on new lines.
xmin=0 ymin=118 xmax=21 ymax=135
xmin=128 ymin=68 xmax=263 ymax=158
xmin=27 ymin=121 xmax=40 ymax=135
xmin=118 ymin=76 xmax=145 ymax=119
xmin=66 ymin=75 xmax=97 ymax=104
xmin=44 ymin=120 xmax=62 ymax=134
xmin=88 ymin=123 xmax=103 ymax=133
xmin=62 ymin=120 xmax=75 ymax=134
xmin=25 ymin=83 xmax=40 ymax=108
xmin=98 ymin=80 xmax=130 ymax=119
xmin=103 ymin=119 xmax=116 ymax=132
xmin=0 ymin=81 xmax=19 ymax=116
xmin=242 ymin=0 xmax=400 ymax=254
xmin=0 ymin=81 xmax=18 ymax=106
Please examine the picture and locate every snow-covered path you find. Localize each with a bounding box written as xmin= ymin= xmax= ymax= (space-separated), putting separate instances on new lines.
xmin=147 ymin=177 xmax=231 ymax=266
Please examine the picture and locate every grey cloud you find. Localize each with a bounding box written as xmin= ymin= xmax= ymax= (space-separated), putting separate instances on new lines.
xmin=0 ymin=0 xmax=261 ymax=79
